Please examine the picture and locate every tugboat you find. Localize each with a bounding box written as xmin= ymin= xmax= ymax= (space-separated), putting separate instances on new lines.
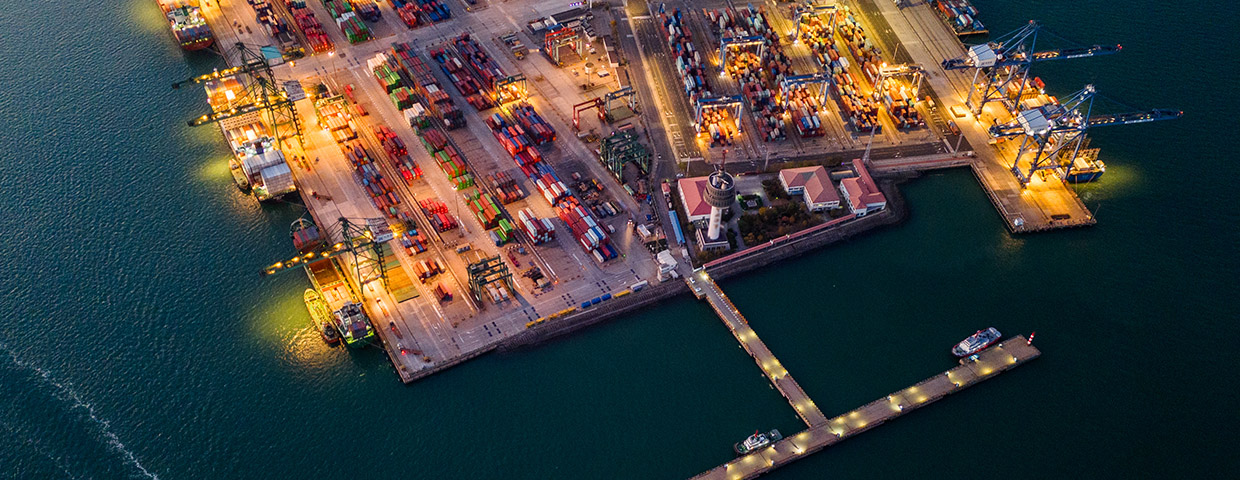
xmin=734 ymin=429 xmax=782 ymax=455
xmin=304 ymin=289 xmax=341 ymax=346
xmin=952 ymin=327 xmax=1002 ymax=357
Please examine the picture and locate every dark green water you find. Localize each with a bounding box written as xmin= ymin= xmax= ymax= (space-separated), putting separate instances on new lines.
xmin=0 ymin=0 xmax=1235 ymax=478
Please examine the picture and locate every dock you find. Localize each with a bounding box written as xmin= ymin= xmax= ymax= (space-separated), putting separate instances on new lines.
xmin=862 ymin=0 xmax=1096 ymax=232
xmin=688 ymin=273 xmax=1040 ymax=479
xmin=688 ymin=273 xmax=829 ymax=427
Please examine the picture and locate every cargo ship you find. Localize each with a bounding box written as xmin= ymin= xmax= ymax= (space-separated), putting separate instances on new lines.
xmin=734 ymin=429 xmax=781 ymax=455
xmin=294 ymin=218 xmax=370 ymax=346
xmin=304 ymin=289 xmax=342 ymax=345
xmin=952 ymin=327 xmax=1001 ymax=357
xmin=334 ymin=302 xmax=375 ymax=347
xmin=158 ymin=1 xmax=215 ymax=51
xmin=203 ymin=77 xmax=297 ymax=200
xmin=1063 ymin=147 xmax=1105 ymax=183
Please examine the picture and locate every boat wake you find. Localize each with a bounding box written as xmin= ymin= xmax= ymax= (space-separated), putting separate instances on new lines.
xmin=0 ymin=341 xmax=160 ymax=480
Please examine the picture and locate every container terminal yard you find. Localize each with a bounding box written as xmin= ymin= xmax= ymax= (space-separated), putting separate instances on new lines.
xmin=169 ymin=0 xmax=1172 ymax=476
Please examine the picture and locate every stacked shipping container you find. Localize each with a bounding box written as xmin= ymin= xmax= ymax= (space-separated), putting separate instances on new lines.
xmin=483 ymin=112 xmax=616 ymax=261
xmin=515 ymin=208 xmax=555 ymax=245
xmin=830 ymin=8 xmax=882 ymax=132
xmin=386 ymin=0 xmax=451 ymax=27
xmin=658 ymin=8 xmax=710 ymax=102
xmin=322 ymin=0 xmax=372 ymax=44
xmin=932 ymin=0 xmax=985 ymax=35
xmin=414 ymin=127 xmax=473 ymax=190
xmin=486 ymin=172 xmax=525 ymax=204
xmin=708 ymin=5 xmax=790 ymax=141
xmin=286 ymin=1 xmax=333 ymax=53
xmin=373 ymin=125 xmax=423 ymax=185
xmin=386 ymin=43 xmax=465 ymax=129
xmin=510 ymin=103 xmax=556 ymax=144
xmin=430 ymin=43 xmax=494 ymax=110
xmin=419 ymin=198 xmax=458 ymax=232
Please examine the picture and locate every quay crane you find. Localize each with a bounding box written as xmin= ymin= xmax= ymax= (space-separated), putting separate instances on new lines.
xmin=173 ymin=42 xmax=304 ymax=147
xmin=261 ymin=216 xmax=393 ymax=291
xmin=988 ymin=84 xmax=1182 ymax=185
xmin=941 ymin=21 xmax=1121 ymax=115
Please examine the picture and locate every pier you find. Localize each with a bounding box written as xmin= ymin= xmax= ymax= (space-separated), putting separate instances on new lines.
xmin=688 ymin=275 xmax=1040 ymax=480
xmin=688 ymin=273 xmax=828 ymax=427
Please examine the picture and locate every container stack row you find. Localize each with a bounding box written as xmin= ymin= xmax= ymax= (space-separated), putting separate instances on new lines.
xmin=486 ymin=113 xmax=535 ymax=159
xmin=451 ymin=33 xmax=506 ymax=99
xmin=466 ymin=191 xmax=504 ymax=229
xmin=344 ymin=142 xmax=403 ymax=217
xmin=700 ymin=110 xmax=735 ymax=147
xmin=486 ymin=172 xmax=526 ymax=204
xmin=516 ymin=208 xmax=556 ymax=245
xmin=285 ymin=1 xmax=333 ymax=53
xmin=725 ymin=5 xmax=791 ymax=141
xmin=482 ymin=112 xmax=613 ymax=260
xmin=783 ymin=84 xmax=825 ymax=137
xmin=876 ymin=79 xmax=923 ymax=129
xmin=400 ymin=229 xmax=428 ymax=255
xmin=555 ymin=196 xmax=618 ymax=262
xmin=658 ymin=8 xmax=710 ymax=102
xmin=830 ymin=8 xmax=882 ymax=132
xmin=347 ymin=0 xmax=381 ymax=21
xmin=245 ymin=1 xmax=293 ymax=41
xmin=510 ymin=103 xmax=556 ymax=145
xmin=322 ymin=0 xmax=372 ymax=44
xmin=429 ymin=43 xmax=494 ymax=110
xmin=419 ymin=198 xmax=458 ymax=232
xmin=414 ymin=127 xmax=473 ymax=190
xmin=374 ymin=125 xmax=423 ymax=185
xmin=413 ymin=258 xmax=444 ymax=282
xmin=385 ymin=44 xmax=465 ymax=129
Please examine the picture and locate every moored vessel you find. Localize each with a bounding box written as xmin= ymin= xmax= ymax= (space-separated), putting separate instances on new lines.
xmin=203 ymin=77 xmax=296 ymax=199
xmin=734 ymin=429 xmax=782 ymax=455
xmin=334 ymin=302 xmax=375 ymax=347
xmin=158 ymin=1 xmax=215 ymax=51
xmin=304 ymin=289 xmax=341 ymax=345
xmin=952 ymin=327 xmax=1002 ymax=357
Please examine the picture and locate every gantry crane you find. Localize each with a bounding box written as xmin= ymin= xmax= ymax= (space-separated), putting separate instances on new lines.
xmin=780 ymin=74 xmax=830 ymax=108
xmin=544 ymin=24 xmax=586 ymax=66
xmin=174 ymin=42 xmax=304 ymax=148
xmin=718 ymin=36 xmax=766 ymax=73
xmin=572 ymin=98 xmax=604 ymax=131
xmin=790 ymin=2 xmax=836 ymax=41
xmin=262 ymin=217 xmax=394 ymax=291
xmin=988 ymin=84 xmax=1182 ymax=185
xmin=603 ymin=86 xmax=639 ymax=122
xmin=942 ymin=21 xmax=1121 ymax=116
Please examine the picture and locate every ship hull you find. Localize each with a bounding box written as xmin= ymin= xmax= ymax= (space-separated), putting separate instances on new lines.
xmin=1065 ymin=169 xmax=1104 ymax=183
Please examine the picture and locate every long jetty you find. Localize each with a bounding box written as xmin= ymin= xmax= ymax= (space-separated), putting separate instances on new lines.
xmin=688 ymin=272 xmax=1040 ymax=479
xmin=688 ymin=273 xmax=828 ymax=427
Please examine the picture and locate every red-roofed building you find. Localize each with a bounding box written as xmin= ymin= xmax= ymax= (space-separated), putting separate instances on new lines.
xmin=677 ymin=177 xmax=714 ymax=222
xmin=779 ymin=166 xmax=840 ymax=211
xmin=840 ymin=159 xmax=887 ymax=216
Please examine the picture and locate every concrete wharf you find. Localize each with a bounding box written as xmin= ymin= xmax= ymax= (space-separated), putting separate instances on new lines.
xmin=689 ymin=271 xmax=1039 ymax=480
xmin=852 ymin=0 xmax=1096 ymax=232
